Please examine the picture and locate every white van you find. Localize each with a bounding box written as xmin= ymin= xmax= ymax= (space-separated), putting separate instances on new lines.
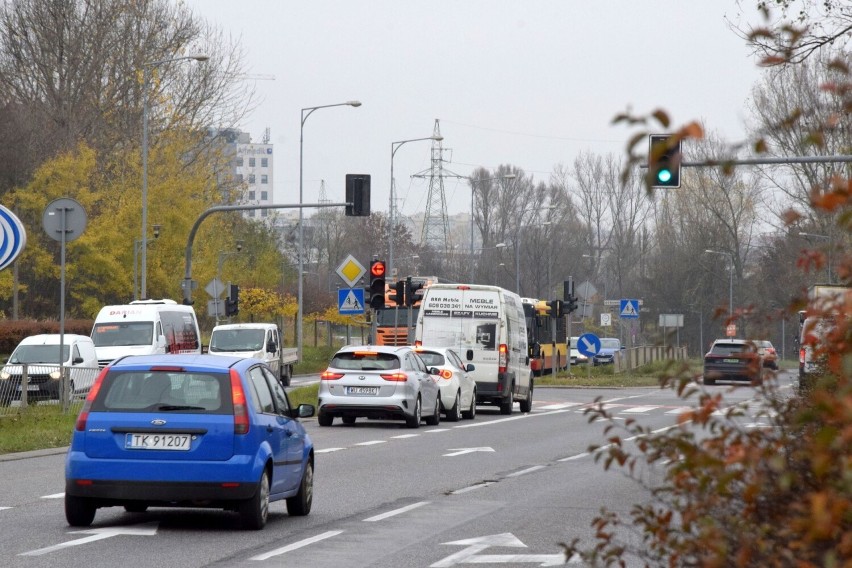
xmin=414 ymin=284 xmax=532 ymax=415
xmin=91 ymin=299 xmax=201 ymax=368
xmin=0 ymin=334 xmax=99 ymax=403
xmin=208 ymin=323 xmax=299 ymax=386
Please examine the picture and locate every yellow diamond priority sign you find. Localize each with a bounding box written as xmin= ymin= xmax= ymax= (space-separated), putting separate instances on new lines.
xmin=336 ymin=255 xmax=367 ymax=288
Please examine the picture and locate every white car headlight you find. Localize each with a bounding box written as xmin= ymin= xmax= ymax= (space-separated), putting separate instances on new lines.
xmin=0 ymin=371 xmax=9 ymax=380
xmin=49 ymin=370 xmax=62 ymax=380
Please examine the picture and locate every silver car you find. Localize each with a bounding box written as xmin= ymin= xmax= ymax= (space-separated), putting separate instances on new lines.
xmin=317 ymin=345 xmax=441 ymax=428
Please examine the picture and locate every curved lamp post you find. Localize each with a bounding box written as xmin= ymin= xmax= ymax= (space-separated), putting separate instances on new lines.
xmin=298 ymin=101 xmax=361 ymax=359
xmin=389 ymin=136 xmax=442 ymax=279
xmin=141 ymin=53 xmax=208 ymax=300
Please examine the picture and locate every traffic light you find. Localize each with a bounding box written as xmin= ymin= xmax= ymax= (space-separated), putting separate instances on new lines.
xmin=406 ymin=278 xmax=424 ymax=307
xmin=369 ymin=260 xmax=387 ymax=309
xmin=649 ymin=134 xmax=681 ymax=188
xmin=225 ymin=284 xmax=239 ymax=316
xmin=345 ymin=174 xmax=371 ymax=217
xmin=388 ymin=280 xmax=406 ymax=306
xmin=565 ymin=295 xmax=578 ymax=314
xmin=548 ymin=299 xmax=563 ymax=318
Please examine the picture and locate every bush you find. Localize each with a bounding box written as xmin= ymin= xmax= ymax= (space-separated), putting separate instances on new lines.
xmin=0 ymin=319 xmax=94 ymax=354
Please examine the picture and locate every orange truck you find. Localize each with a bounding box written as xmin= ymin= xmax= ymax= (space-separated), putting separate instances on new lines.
xmin=373 ymin=276 xmax=443 ymax=346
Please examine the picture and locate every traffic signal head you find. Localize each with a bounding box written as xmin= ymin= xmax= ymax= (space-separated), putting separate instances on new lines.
xmin=388 ymin=280 xmax=406 ymax=306
xmin=406 ymin=279 xmax=424 ymax=307
xmin=345 ymin=174 xmax=371 ymax=217
xmin=565 ymin=295 xmax=578 ymax=314
xmin=548 ymin=299 xmax=563 ymax=318
xmin=225 ymin=284 xmax=239 ymax=316
xmin=369 ymin=260 xmax=387 ymax=309
xmin=649 ymin=134 xmax=682 ymax=188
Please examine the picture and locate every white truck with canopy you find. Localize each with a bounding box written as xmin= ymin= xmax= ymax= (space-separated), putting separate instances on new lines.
xmin=208 ymin=323 xmax=298 ymax=386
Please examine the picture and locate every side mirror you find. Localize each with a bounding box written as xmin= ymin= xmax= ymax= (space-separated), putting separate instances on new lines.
xmin=72 ymin=356 xmax=84 ymax=365
xmin=466 ymin=349 xmax=474 ymax=361
xmin=466 ymin=364 xmax=475 ymax=372
xmin=157 ymin=335 xmax=167 ymax=350
xmin=429 ymin=367 xmax=440 ymax=375
xmin=267 ymin=341 xmax=277 ymax=354
xmin=297 ymin=404 xmax=316 ymax=419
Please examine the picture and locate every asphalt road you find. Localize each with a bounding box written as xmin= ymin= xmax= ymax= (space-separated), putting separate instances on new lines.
xmin=0 ymin=371 xmax=796 ymax=567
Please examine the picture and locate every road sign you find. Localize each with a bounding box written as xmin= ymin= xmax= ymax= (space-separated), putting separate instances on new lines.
xmin=208 ymin=298 xmax=225 ymax=318
xmin=726 ymin=324 xmax=737 ymax=337
xmin=604 ymin=299 xmax=643 ymax=306
xmin=0 ymin=204 xmax=26 ymax=271
xmin=577 ymin=333 xmax=601 ymax=357
xmin=619 ymin=299 xmax=640 ymax=319
xmin=205 ymin=278 xmax=225 ymax=298
xmin=338 ymin=288 xmax=365 ymax=315
xmin=601 ymin=313 xmax=612 ymax=327
xmin=335 ymin=255 xmax=366 ymax=288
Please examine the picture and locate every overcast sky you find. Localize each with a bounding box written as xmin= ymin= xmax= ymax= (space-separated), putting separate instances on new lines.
xmin=184 ymin=1 xmax=765 ymax=219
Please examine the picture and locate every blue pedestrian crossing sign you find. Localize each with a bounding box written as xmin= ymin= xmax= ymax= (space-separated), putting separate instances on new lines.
xmin=620 ymin=299 xmax=640 ymax=319
xmin=577 ymin=333 xmax=601 ymax=357
xmin=338 ymin=288 xmax=365 ymax=315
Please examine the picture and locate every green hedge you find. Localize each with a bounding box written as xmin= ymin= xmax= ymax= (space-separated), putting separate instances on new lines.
xmin=0 ymin=320 xmax=95 ymax=354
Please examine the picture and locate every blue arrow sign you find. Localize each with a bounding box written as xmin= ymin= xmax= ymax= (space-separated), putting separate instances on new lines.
xmin=0 ymin=204 xmax=27 ymax=271
xmin=577 ymin=333 xmax=601 ymax=357
xmin=620 ymin=299 xmax=640 ymax=319
xmin=338 ymin=288 xmax=365 ymax=315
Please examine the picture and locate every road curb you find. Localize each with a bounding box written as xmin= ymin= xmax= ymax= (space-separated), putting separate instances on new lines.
xmin=0 ymin=446 xmax=68 ymax=462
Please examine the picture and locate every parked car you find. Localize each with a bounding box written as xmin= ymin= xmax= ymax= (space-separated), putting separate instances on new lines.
xmin=414 ymin=346 xmax=477 ymax=421
xmin=569 ymin=337 xmax=589 ymax=366
xmin=703 ymin=339 xmax=764 ymax=385
xmin=756 ymin=340 xmax=778 ymax=369
xmin=65 ymin=354 xmax=315 ymax=530
xmin=317 ymin=345 xmax=441 ymax=428
xmin=0 ymin=334 xmax=99 ymax=405
xmin=593 ymin=337 xmax=622 ymax=366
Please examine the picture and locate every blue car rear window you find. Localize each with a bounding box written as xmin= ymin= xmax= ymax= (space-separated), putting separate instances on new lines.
xmin=91 ymin=370 xmax=232 ymax=414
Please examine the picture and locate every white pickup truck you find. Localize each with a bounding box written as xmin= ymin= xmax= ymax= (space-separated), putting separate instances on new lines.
xmin=208 ymin=323 xmax=299 ymax=386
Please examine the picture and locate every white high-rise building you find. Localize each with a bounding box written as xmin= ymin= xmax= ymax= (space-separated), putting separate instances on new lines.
xmin=208 ymin=128 xmax=274 ymax=220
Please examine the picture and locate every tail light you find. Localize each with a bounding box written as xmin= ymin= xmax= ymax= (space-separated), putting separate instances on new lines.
xmin=414 ymin=340 xmax=422 ymax=347
xmin=230 ymin=369 xmax=249 ymax=435
xmin=75 ymin=367 xmax=109 ymax=431
xmin=498 ymin=344 xmax=508 ymax=373
xmin=321 ymin=371 xmax=344 ymax=380
xmin=439 ymin=369 xmax=453 ymax=380
xmin=799 ymin=348 xmax=805 ymax=364
xmin=380 ymin=372 xmax=408 ymax=382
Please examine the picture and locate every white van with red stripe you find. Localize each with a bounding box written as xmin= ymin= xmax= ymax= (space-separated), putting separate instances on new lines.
xmin=414 ymin=284 xmax=532 ymax=415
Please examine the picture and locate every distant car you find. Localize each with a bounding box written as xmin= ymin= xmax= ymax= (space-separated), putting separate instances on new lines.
xmin=65 ymin=354 xmax=315 ymax=530
xmin=414 ymin=346 xmax=477 ymax=421
xmin=317 ymin=345 xmax=441 ymax=428
xmin=0 ymin=334 xmax=99 ymax=405
xmin=756 ymin=340 xmax=778 ymax=369
xmin=593 ymin=338 xmax=622 ymax=366
xmin=569 ymin=337 xmax=589 ymax=366
xmin=703 ymin=339 xmax=764 ymax=385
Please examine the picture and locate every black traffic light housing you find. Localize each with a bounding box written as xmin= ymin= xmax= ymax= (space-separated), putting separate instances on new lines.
xmin=345 ymin=174 xmax=371 ymax=217
xmin=225 ymin=284 xmax=239 ymax=316
xmin=388 ymin=280 xmax=406 ymax=306
xmin=369 ymin=260 xmax=387 ymax=309
xmin=548 ymin=299 xmax=563 ymax=318
xmin=406 ymin=278 xmax=424 ymax=307
xmin=649 ymin=134 xmax=682 ymax=188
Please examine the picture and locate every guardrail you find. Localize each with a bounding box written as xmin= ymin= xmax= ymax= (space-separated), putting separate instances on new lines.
xmin=614 ymin=345 xmax=689 ymax=373
xmin=0 ymin=364 xmax=100 ymax=415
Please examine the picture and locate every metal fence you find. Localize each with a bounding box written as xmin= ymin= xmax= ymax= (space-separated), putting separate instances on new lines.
xmin=0 ymin=364 xmax=100 ymax=416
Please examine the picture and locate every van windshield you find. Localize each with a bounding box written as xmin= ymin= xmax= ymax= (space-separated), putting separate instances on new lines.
xmin=9 ymin=345 xmax=70 ymax=364
xmin=375 ymin=307 xmax=419 ymax=326
xmin=92 ymin=322 xmax=154 ymax=347
xmin=209 ymin=329 xmax=265 ymax=352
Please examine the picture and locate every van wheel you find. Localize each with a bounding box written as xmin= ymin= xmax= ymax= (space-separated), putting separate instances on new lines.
xmin=462 ymin=389 xmax=476 ymax=420
xmin=500 ymin=384 xmax=514 ymax=415
xmin=519 ymin=379 xmax=533 ymax=413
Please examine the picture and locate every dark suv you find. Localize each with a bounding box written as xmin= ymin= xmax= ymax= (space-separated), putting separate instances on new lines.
xmin=65 ymin=354 xmax=315 ymax=530
xmin=703 ymin=339 xmax=764 ymax=385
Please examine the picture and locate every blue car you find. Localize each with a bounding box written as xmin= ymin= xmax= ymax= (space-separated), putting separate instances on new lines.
xmin=65 ymin=354 xmax=315 ymax=530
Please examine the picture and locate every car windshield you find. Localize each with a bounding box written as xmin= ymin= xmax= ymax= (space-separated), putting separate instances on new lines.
xmin=92 ymin=322 xmax=154 ymax=347
xmin=209 ymin=329 xmax=265 ymax=352
xmin=374 ymin=307 xmax=420 ymax=326
xmin=600 ymin=339 xmax=621 ymax=349
xmin=330 ymin=352 xmax=400 ymax=371
xmin=711 ymin=343 xmax=754 ymax=355
xmin=9 ymin=344 xmax=70 ymax=364
xmin=416 ymin=351 xmax=445 ymax=366
xmin=93 ymin=370 xmax=230 ymax=413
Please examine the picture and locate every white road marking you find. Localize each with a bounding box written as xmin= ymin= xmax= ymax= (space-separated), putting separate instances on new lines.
xmin=363 ymin=501 xmax=429 ymax=522
xmin=250 ymin=530 xmax=343 ymax=561
xmin=41 ymin=493 xmax=64 ymax=499
xmin=0 ymin=506 xmax=11 ymax=511
xmin=21 ymin=523 xmax=159 ymax=556
xmin=316 ymin=447 xmax=346 ymax=453
xmin=391 ymin=434 xmax=420 ymax=439
xmin=450 ymin=481 xmax=496 ymax=494
xmin=505 ymin=465 xmax=546 ymax=477
xmin=444 ymin=447 xmax=495 ymax=457
xmin=426 ymin=428 xmax=452 ymax=433
xmin=621 ymin=406 xmax=657 ymax=413
xmin=537 ymin=402 xmax=581 ymax=410
xmin=354 ymin=440 xmax=386 ymax=446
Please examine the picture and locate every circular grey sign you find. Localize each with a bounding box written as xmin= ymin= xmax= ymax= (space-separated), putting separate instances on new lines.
xmin=42 ymin=198 xmax=87 ymax=242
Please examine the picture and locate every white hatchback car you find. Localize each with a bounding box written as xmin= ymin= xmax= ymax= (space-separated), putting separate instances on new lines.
xmin=414 ymin=346 xmax=477 ymax=421
xmin=317 ymin=345 xmax=441 ymax=428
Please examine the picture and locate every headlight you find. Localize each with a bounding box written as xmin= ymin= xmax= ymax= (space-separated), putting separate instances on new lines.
xmin=0 ymin=371 xmax=9 ymax=380
xmin=49 ymin=370 xmax=62 ymax=380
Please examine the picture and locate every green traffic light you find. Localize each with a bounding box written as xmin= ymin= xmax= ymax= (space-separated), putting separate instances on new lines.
xmin=657 ymin=168 xmax=672 ymax=183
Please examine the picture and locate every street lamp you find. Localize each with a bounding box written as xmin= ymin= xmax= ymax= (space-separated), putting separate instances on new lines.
xmin=297 ymin=100 xmax=361 ymax=361
xmin=469 ymin=174 xmax=516 ymax=282
xmin=133 ymin=224 xmax=161 ymax=301
xmin=497 ymin=222 xmax=551 ymax=295
xmin=141 ymin=53 xmax=208 ymax=301
xmin=216 ymin=241 xmax=243 ymax=322
xmin=704 ymin=249 xmax=734 ymax=318
xmin=797 ymin=231 xmax=832 ymax=283
xmin=389 ymin=135 xmax=442 ymax=280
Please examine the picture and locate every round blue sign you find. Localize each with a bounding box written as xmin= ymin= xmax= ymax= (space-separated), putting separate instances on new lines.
xmin=0 ymin=204 xmax=27 ymax=271
xmin=577 ymin=333 xmax=601 ymax=358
